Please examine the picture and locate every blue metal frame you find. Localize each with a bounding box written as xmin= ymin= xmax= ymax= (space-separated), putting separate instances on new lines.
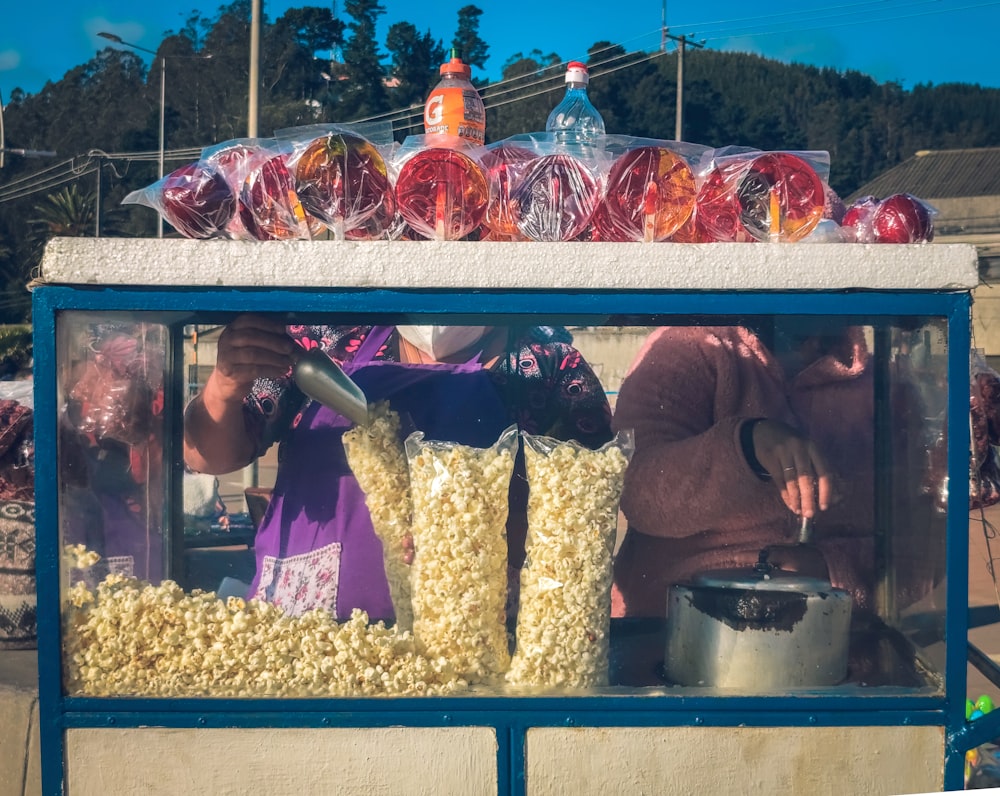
xmin=32 ymin=284 xmax=974 ymax=795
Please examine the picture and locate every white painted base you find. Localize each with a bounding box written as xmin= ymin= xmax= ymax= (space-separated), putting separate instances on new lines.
xmin=61 ymin=724 xmax=944 ymax=795
xmin=525 ymin=725 xmax=944 ymax=795
xmin=66 ymin=726 xmax=498 ymax=796
xmin=38 ymin=239 xmax=978 ymax=292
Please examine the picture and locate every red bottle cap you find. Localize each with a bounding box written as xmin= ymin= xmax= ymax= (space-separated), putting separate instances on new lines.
xmin=440 ymin=48 xmax=471 ymax=78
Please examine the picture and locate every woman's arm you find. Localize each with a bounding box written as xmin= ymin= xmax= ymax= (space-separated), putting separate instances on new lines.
xmin=184 ymin=314 xmax=296 ymax=475
xmin=613 ymin=326 xmax=791 ymax=539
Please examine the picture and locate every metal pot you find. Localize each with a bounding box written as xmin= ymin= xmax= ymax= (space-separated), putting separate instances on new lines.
xmin=663 ymin=561 xmax=852 ymax=689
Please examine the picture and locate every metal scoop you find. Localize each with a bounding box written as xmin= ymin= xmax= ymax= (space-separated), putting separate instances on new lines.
xmin=293 ymin=348 xmax=369 ymax=426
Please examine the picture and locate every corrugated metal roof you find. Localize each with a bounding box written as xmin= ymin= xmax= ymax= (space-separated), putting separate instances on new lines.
xmin=847 ymin=147 xmax=1000 ymax=202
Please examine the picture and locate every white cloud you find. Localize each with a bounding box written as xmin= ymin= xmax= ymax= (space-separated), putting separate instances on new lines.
xmin=719 ymin=33 xmax=847 ymax=73
xmin=0 ymin=50 xmax=21 ymax=71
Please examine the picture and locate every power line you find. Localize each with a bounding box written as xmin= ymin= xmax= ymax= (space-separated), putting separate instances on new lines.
xmin=2 ymin=0 xmax=996 ymax=204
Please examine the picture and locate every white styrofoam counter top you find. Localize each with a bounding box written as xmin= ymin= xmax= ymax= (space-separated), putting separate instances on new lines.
xmin=38 ymin=238 xmax=979 ymax=291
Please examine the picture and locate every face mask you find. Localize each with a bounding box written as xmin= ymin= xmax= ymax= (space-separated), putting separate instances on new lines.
xmin=396 ymin=325 xmax=490 ymax=360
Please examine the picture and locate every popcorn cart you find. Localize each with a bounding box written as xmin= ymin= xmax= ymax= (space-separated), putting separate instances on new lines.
xmin=31 ymin=238 xmax=985 ymax=794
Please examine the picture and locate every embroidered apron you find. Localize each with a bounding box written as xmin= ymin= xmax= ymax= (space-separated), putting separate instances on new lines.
xmin=250 ymin=326 xmax=511 ymax=620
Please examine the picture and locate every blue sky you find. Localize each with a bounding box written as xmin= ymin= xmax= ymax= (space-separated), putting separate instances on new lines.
xmin=2 ymin=0 xmax=999 ymax=100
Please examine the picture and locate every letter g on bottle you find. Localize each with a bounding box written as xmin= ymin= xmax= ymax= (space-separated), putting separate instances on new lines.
xmin=425 ymin=95 xmax=444 ymax=126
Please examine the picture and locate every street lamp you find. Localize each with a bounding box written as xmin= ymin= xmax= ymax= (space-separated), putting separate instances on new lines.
xmin=98 ymin=32 xmax=166 ymax=236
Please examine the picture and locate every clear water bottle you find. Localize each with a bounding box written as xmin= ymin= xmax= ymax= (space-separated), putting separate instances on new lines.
xmin=545 ymin=61 xmax=605 ymax=145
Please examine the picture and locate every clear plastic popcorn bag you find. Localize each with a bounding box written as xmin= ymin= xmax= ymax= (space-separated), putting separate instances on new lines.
xmin=506 ymin=430 xmax=634 ymax=690
xmin=342 ymin=401 xmax=415 ymax=632
xmin=405 ymin=425 xmax=518 ymax=684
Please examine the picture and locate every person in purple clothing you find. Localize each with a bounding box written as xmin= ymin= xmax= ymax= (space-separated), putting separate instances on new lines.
xmin=184 ymin=316 xmax=612 ymax=621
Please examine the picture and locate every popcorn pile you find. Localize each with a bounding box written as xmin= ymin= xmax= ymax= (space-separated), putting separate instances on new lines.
xmin=405 ymin=427 xmax=517 ymax=684
xmin=64 ymin=543 xmax=101 ymax=570
xmin=342 ymin=402 xmax=415 ymax=631
xmin=61 ymin=423 xmax=635 ymax=697
xmin=506 ymin=433 xmax=632 ymax=689
xmin=63 ymin=571 xmax=465 ymax=698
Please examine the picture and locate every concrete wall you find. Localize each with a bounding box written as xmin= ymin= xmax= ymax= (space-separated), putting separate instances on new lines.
xmin=0 ymin=652 xmax=40 ymax=796
xmin=973 ymin=284 xmax=1000 ymax=359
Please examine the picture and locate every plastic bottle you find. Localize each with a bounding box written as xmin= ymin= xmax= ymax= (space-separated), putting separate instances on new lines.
xmin=423 ymin=48 xmax=486 ymax=145
xmin=545 ymin=61 xmax=605 ymax=145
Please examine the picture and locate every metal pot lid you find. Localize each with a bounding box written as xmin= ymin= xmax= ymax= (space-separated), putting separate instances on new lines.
xmin=688 ymin=567 xmax=840 ymax=594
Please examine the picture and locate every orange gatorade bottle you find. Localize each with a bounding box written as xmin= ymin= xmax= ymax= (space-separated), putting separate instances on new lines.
xmin=424 ymin=48 xmax=486 ymax=144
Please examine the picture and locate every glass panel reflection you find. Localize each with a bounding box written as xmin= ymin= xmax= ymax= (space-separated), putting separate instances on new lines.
xmin=57 ymin=315 xmax=949 ymax=697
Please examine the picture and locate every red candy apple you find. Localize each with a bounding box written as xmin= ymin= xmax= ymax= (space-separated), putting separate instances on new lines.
xmin=160 ymin=162 xmax=237 ymax=239
xmin=872 ymin=193 xmax=934 ymax=243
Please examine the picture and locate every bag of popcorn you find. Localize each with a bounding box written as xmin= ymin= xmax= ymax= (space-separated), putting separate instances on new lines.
xmin=405 ymin=424 xmax=517 ymax=684
xmin=506 ymin=430 xmax=634 ymax=690
xmin=343 ymin=402 xmax=415 ymax=631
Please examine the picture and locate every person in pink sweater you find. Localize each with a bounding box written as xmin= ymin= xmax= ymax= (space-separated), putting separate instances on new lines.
xmin=611 ymin=322 xmax=940 ymax=618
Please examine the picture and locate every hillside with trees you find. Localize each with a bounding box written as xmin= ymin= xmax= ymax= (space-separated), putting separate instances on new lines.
xmin=0 ymin=0 xmax=998 ymax=322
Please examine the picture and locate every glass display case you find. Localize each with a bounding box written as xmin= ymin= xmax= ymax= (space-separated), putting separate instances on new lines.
xmin=32 ymin=239 xmax=982 ymax=794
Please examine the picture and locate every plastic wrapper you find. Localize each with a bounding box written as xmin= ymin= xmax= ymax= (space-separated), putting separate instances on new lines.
xmin=122 ymin=161 xmax=237 ymax=240
xmin=480 ymin=142 xmax=538 ymax=240
xmin=405 ymin=425 xmax=517 ymax=684
xmin=197 ymin=138 xmax=275 ymax=240
xmin=65 ymin=327 xmax=163 ymax=448
xmin=238 ymin=145 xmax=321 ymax=241
xmin=343 ymin=196 xmax=408 ymax=240
xmin=276 ymin=123 xmax=395 ymax=240
xmin=593 ymin=137 xmax=707 ymax=242
xmin=499 ymin=133 xmax=607 ymax=242
xmin=842 ymin=192 xmax=936 ymax=243
xmin=344 ymin=140 xmax=407 ymax=240
xmin=802 ymin=218 xmax=850 ymax=243
xmin=506 ymin=431 xmax=633 ymax=690
xmin=392 ymin=135 xmax=489 ymax=240
xmin=342 ymin=402 xmax=415 ymax=631
xmin=694 ymin=149 xmax=828 ymax=243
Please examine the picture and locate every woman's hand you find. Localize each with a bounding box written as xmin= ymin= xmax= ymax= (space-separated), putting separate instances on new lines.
xmin=209 ymin=314 xmax=296 ymax=404
xmin=751 ymin=419 xmax=835 ymax=518
xmin=184 ymin=314 xmax=294 ymax=474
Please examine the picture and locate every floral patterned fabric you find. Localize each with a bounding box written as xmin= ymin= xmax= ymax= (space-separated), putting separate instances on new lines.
xmin=254 ymin=542 xmax=342 ymax=614
xmin=246 ymin=325 xmax=613 ymax=454
xmin=0 ymin=500 xmax=35 ymax=649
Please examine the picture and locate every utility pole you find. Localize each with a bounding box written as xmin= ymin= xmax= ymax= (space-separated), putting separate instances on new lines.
xmin=662 ymin=30 xmax=704 ymax=142
xmin=249 ymin=0 xmax=261 ymax=137
xmin=661 ymin=0 xmax=667 ymax=53
xmin=95 ymin=155 xmax=102 ymax=238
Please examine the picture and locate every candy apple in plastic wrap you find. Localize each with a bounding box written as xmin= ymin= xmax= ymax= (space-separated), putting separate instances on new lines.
xmin=842 ymin=193 xmax=934 ymax=243
xmin=238 ymin=153 xmax=318 ymax=241
xmin=294 ymin=132 xmax=392 ymax=236
xmin=873 ymin=193 xmax=935 ymax=243
xmin=395 ymin=147 xmax=489 ymax=241
xmin=841 ymin=195 xmax=879 ymax=243
xmin=480 ymin=143 xmax=537 ymax=240
xmin=159 ymin=162 xmax=237 ymax=239
xmin=512 ymin=153 xmax=600 ymax=242
xmin=602 ymin=145 xmax=697 ymax=242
